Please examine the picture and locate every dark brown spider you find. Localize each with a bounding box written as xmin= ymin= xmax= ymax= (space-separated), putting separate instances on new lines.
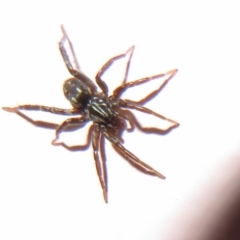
xmin=3 ymin=25 xmax=179 ymax=203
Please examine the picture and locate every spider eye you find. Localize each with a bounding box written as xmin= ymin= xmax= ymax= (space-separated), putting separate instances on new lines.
xmin=63 ymin=78 xmax=91 ymax=107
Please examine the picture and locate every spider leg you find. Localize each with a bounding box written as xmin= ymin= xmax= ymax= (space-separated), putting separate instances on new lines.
xmin=121 ymin=109 xmax=178 ymax=134
xmin=125 ymin=117 xmax=135 ymax=132
xmin=120 ymin=100 xmax=179 ymax=126
xmin=59 ymin=26 xmax=97 ymax=92
xmin=121 ymin=46 xmax=135 ymax=85
xmin=3 ymin=109 xmax=58 ymax=129
xmin=99 ymin=129 xmax=108 ymax=201
xmin=2 ymin=108 xmax=84 ymax=131
xmin=113 ymin=69 xmax=178 ymax=102
xmin=96 ymin=46 xmax=135 ymax=96
xmin=57 ymin=124 xmax=94 ymax=152
xmin=60 ymin=25 xmax=81 ymax=71
xmin=120 ymin=112 xmax=135 ymax=132
xmin=100 ymin=125 xmax=165 ymax=179
xmin=52 ymin=116 xmax=89 ymax=145
xmin=3 ymin=107 xmax=93 ymax=150
xmin=3 ymin=105 xmax=81 ymax=116
xmin=3 ymin=107 xmax=93 ymax=152
xmin=92 ymin=124 xmax=108 ymax=202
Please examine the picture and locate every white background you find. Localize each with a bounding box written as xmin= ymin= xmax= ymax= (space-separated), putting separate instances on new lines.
xmin=1 ymin=1 xmax=240 ymax=240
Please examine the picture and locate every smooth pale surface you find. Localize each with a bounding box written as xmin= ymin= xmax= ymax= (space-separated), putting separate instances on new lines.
xmin=1 ymin=1 xmax=240 ymax=240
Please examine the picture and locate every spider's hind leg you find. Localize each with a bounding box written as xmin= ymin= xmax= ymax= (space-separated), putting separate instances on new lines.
xmin=2 ymin=108 xmax=60 ymax=130
xmin=3 ymin=105 xmax=81 ymax=116
xmin=59 ymin=25 xmax=96 ymax=91
xmin=3 ymin=107 xmax=92 ymax=151
xmin=2 ymin=106 xmax=84 ymax=132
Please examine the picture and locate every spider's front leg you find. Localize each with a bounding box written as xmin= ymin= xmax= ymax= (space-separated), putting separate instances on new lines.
xmin=96 ymin=46 xmax=135 ymax=95
xmin=92 ymin=124 xmax=108 ymax=203
xmin=100 ymin=125 xmax=165 ymax=179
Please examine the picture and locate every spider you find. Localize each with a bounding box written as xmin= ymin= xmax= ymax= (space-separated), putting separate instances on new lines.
xmin=3 ymin=25 xmax=179 ymax=203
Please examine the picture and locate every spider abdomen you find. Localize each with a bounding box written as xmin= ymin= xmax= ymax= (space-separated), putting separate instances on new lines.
xmin=63 ymin=77 xmax=92 ymax=108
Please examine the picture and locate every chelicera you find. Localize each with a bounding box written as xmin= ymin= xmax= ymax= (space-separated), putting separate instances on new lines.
xmin=3 ymin=25 xmax=179 ymax=202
